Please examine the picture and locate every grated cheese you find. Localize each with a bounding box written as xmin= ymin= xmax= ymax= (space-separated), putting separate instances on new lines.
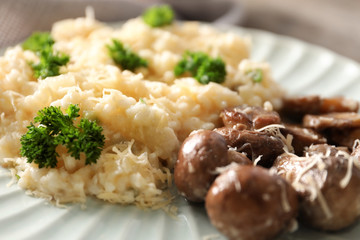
xmin=255 ymin=124 xmax=294 ymax=153
xmin=253 ymin=155 xmax=263 ymax=166
xmin=307 ymin=175 xmax=333 ymax=219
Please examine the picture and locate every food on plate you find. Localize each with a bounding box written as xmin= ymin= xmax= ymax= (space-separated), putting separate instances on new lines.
xmin=22 ymin=32 xmax=70 ymax=78
xmin=142 ymin=5 xmax=175 ymax=28
xmin=226 ymin=149 xmax=252 ymax=166
xmin=175 ymin=94 xmax=360 ymax=239
xmin=280 ymin=124 xmax=327 ymax=155
xmin=274 ymin=144 xmax=360 ymax=231
xmin=220 ymin=105 xmax=281 ymax=130
xmin=0 ymin=6 xmax=282 ymax=208
xmin=2 ymin=4 xmax=360 ymax=239
xmin=174 ymin=129 xmax=252 ymax=202
xmin=206 ymin=164 xmax=298 ymax=240
xmin=325 ymin=127 xmax=360 ymax=149
xmin=174 ymin=129 xmax=229 ymax=202
xmin=214 ymin=127 xmax=285 ymax=167
xmin=280 ymin=95 xmax=359 ymax=122
xmin=106 ymin=39 xmax=148 ymax=71
xmin=20 ymin=104 xmax=105 ymax=168
xmin=22 ymin=32 xmax=54 ymax=52
xmin=174 ymin=51 xmax=227 ymax=84
xmin=304 ymin=112 xmax=360 ymax=129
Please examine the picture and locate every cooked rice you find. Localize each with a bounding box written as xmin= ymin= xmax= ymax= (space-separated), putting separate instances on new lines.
xmin=0 ymin=14 xmax=284 ymax=208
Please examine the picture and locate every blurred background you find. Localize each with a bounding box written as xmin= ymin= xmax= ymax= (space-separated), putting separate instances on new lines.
xmin=0 ymin=0 xmax=359 ymax=62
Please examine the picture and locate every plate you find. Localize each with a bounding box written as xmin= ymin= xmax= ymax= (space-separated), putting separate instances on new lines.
xmin=1 ymin=24 xmax=360 ymax=240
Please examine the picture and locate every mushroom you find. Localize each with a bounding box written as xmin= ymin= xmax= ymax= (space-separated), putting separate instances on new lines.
xmin=206 ymin=164 xmax=298 ymax=240
xmin=274 ymin=144 xmax=360 ymax=231
xmin=280 ymin=95 xmax=359 ymax=123
xmin=174 ymin=129 xmax=229 ymax=202
xmin=280 ymin=124 xmax=327 ymax=156
xmin=214 ymin=127 xmax=284 ymax=167
xmin=220 ymin=105 xmax=281 ymax=130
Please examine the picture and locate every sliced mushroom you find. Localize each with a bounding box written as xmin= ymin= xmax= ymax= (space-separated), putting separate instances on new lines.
xmin=320 ymin=96 xmax=359 ymax=113
xmin=220 ymin=107 xmax=253 ymax=130
xmin=303 ymin=112 xmax=360 ymax=130
xmin=214 ymin=128 xmax=284 ymax=167
xmin=281 ymin=95 xmax=359 ymax=123
xmin=280 ymin=124 xmax=327 ymax=155
xmin=280 ymin=95 xmax=321 ymax=122
xmin=323 ymin=128 xmax=360 ymax=149
xmin=220 ymin=105 xmax=281 ymax=130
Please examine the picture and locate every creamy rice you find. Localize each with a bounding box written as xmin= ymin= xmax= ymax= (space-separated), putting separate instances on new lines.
xmin=0 ymin=14 xmax=284 ymax=208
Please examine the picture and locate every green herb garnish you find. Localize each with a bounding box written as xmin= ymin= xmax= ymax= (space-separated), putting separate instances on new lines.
xmin=31 ymin=47 xmax=70 ymax=78
xmin=174 ymin=51 xmax=226 ymax=84
xmin=22 ymin=32 xmax=55 ymax=52
xmin=246 ymin=69 xmax=263 ymax=83
xmin=20 ymin=104 xmax=105 ymax=168
xmin=22 ymin=32 xmax=69 ymax=79
xmin=107 ymin=39 xmax=148 ymax=72
xmin=174 ymin=52 xmax=209 ymax=77
xmin=142 ymin=5 xmax=175 ymax=27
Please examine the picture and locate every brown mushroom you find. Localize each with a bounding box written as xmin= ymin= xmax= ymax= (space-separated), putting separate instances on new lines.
xmin=220 ymin=107 xmax=253 ymax=130
xmin=174 ymin=129 xmax=229 ymax=202
xmin=220 ymin=105 xmax=281 ymax=130
xmin=274 ymin=144 xmax=360 ymax=231
xmin=303 ymin=112 xmax=360 ymax=130
xmin=206 ymin=164 xmax=298 ymax=240
xmin=227 ymin=149 xmax=252 ymax=166
xmin=323 ymin=128 xmax=360 ymax=149
xmin=280 ymin=124 xmax=327 ymax=156
xmin=280 ymin=95 xmax=359 ymax=123
xmin=214 ymin=127 xmax=284 ymax=167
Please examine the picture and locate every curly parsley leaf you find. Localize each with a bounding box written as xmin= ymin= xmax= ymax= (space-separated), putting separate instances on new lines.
xmin=142 ymin=5 xmax=175 ymax=27
xmin=31 ymin=46 xmax=70 ymax=79
xmin=174 ymin=51 xmax=209 ymax=77
xmin=20 ymin=123 xmax=59 ymax=168
xmin=22 ymin=32 xmax=54 ymax=52
xmin=196 ymin=58 xmax=226 ymax=84
xmin=107 ymin=39 xmax=148 ymax=72
xmin=174 ymin=51 xmax=226 ymax=84
xmin=20 ymin=104 xmax=105 ymax=168
xmin=22 ymin=32 xmax=69 ymax=79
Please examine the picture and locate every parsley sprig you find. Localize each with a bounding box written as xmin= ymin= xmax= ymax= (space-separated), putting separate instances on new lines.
xmin=31 ymin=47 xmax=70 ymax=78
xmin=20 ymin=104 xmax=105 ymax=168
xmin=142 ymin=5 xmax=174 ymax=27
xmin=107 ymin=39 xmax=148 ymax=71
xmin=22 ymin=32 xmax=69 ymax=79
xmin=174 ymin=51 xmax=226 ymax=84
xmin=22 ymin=32 xmax=54 ymax=52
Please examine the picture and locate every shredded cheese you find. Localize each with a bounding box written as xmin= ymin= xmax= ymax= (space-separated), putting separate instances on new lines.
xmin=255 ymin=124 xmax=294 ymax=153
xmin=253 ymin=155 xmax=263 ymax=166
xmin=307 ymin=175 xmax=333 ymax=219
xmin=339 ymin=153 xmax=353 ymax=189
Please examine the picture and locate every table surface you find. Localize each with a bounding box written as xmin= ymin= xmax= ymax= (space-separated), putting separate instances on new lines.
xmin=242 ymin=0 xmax=360 ymax=63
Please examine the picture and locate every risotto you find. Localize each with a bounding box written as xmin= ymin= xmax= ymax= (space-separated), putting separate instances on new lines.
xmin=0 ymin=13 xmax=284 ymax=208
